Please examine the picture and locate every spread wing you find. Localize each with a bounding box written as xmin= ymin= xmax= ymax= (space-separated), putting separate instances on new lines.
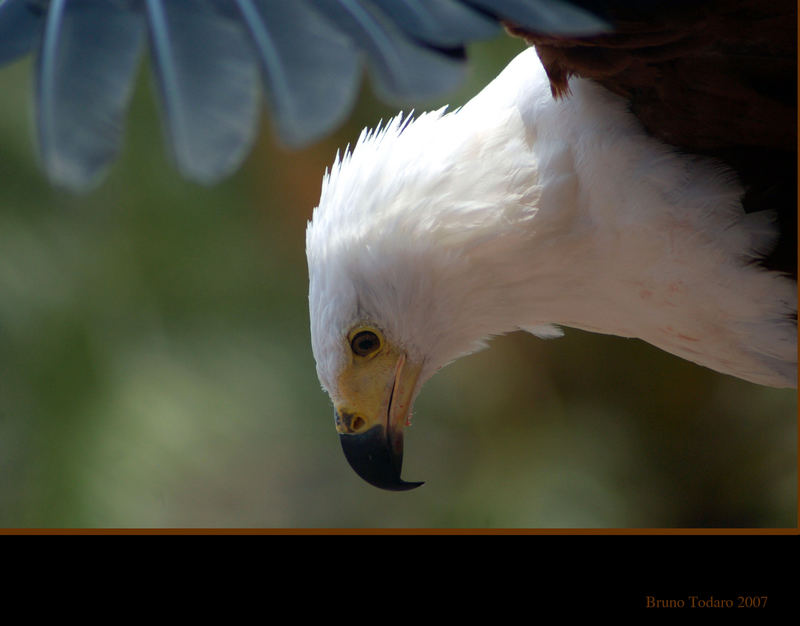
xmin=0 ymin=0 xmax=609 ymax=189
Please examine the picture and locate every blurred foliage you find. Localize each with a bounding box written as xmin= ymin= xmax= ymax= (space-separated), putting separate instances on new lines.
xmin=0 ymin=34 xmax=796 ymax=528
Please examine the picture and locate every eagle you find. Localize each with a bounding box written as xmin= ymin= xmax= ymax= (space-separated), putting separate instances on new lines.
xmin=1 ymin=1 xmax=794 ymax=494
xmin=306 ymin=3 xmax=797 ymax=490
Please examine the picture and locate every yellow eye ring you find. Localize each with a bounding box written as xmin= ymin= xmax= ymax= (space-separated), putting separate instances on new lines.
xmin=349 ymin=327 xmax=383 ymax=358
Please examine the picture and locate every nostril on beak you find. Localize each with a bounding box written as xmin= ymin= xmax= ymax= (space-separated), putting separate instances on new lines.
xmin=335 ymin=410 xmax=367 ymax=434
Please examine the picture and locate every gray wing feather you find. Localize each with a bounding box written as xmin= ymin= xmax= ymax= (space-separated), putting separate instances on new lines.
xmin=145 ymin=0 xmax=261 ymax=184
xmin=37 ymin=0 xmax=144 ymax=189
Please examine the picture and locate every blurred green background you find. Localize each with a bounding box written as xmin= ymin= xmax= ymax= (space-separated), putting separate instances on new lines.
xmin=0 ymin=35 xmax=796 ymax=528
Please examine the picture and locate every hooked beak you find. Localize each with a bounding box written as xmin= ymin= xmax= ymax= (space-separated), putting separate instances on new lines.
xmin=334 ymin=353 xmax=424 ymax=491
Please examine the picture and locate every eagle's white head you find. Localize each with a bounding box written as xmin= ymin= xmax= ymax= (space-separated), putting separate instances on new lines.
xmin=305 ymin=102 xmax=545 ymax=489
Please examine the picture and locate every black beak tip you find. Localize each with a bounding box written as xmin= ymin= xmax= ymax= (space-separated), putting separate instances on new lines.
xmin=339 ymin=426 xmax=424 ymax=492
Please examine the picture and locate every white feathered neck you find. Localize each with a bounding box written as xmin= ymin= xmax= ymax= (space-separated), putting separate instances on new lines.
xmin=307 ymin=47 xmax=797 ymax=390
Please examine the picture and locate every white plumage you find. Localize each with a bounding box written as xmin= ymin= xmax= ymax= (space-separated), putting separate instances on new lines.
xmin=308 ymin=47 xmax=796 ymax=396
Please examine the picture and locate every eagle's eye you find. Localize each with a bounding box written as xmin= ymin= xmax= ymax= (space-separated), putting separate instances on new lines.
xmin=350 ymin=328 xmax=382 ymax=357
